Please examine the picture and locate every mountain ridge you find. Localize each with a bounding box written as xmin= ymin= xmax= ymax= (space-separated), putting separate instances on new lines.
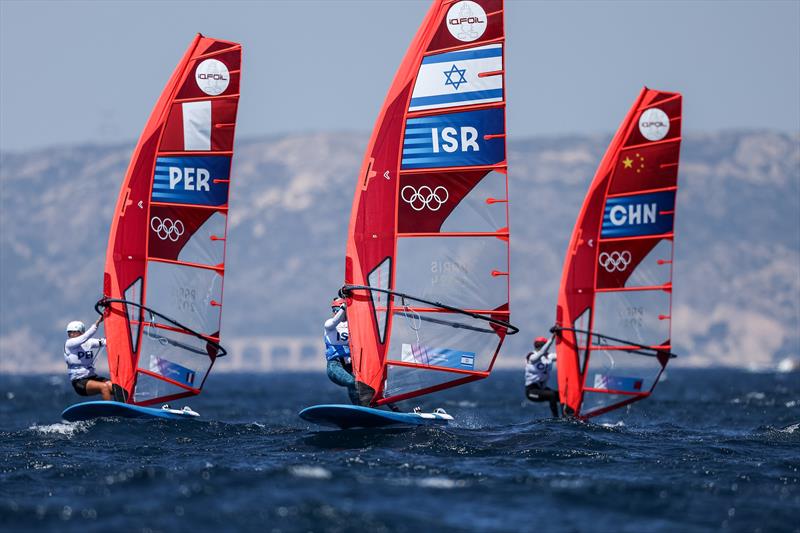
xmin=1 ymin=130 xmax=798 ymax=373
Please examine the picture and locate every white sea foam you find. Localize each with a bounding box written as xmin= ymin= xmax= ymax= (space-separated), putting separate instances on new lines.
xmin=777 ymin=357 xmax=799 ymax=373
xmin=601 ymin=421 xmax=626 ymax=428
xmin=289 ymin=465 xmax=332 ymax=480
xmin=780 ymin=423 xmax=799 ymax=434
xmin=416 ymin=476 xmax=466 ymax=489
xmin=28 ymin=421 xmax=92 ymax=438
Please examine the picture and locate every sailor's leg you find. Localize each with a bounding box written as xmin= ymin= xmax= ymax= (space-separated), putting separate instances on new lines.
xmin=85 ymin=378 xmax=113 ymax=401
xmin=548 ymin=392 xmax=559 ymax=418
xmin=525 ymin=384 xmax=544 ymax=403
xmin=327 ymin=359 xmax=358 ymax=405
xmin=346 ymin=384 xmax=360 ymax=405
xmin=326 ymin=359 xmax=353 ymax=387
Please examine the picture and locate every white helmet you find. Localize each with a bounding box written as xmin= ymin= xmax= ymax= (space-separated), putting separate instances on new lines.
xmin=66 ymin=321 xmax=86 ymax=334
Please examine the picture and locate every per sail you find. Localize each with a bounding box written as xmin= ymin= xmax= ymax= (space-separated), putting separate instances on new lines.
xmin=343 ymin=0 xmax=516 ymax=406
xmin=555 ymin=88 xmax=682 ymax=419
xmin=102 ymin=34 xmax=241 ymax=405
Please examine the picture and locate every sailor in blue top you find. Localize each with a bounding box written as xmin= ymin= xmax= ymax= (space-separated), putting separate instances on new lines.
xmin=525 ymin=334 xmax=559 ymax=417
xmin=63 ymin=315 xmax=113 ymax=400
xmin=324 ymin=297 xmax=359 ymax=405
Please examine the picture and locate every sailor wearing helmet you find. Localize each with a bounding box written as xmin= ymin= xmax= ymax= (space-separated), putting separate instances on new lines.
xmin=323 ymin=296 xmax=359 ymax=404
xmin=63 ymin=315 xmax=113 ymax=400
xmin=524 ymin=333 xmax=559 ymax=417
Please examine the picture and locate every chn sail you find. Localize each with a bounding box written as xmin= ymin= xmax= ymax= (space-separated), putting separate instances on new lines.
xmin=555 ymin=88 xmax=682 ymax=419
xmin=343 ymin=0 xmax=517 ymax=406
xmin=100 ymin=34 xmax=241 ymax=405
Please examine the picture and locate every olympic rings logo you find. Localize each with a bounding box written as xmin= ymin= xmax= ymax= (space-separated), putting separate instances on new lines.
xmin=598 ymin=250 xmax=631 ymax=272
xmin=150 ymin=216 xmax=185 ymax=242
xmin=401 ymin=185 xmax=449 ymax=212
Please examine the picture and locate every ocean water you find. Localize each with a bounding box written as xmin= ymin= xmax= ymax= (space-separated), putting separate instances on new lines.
xmin=0 ymin=369 xmax=797 ymax=533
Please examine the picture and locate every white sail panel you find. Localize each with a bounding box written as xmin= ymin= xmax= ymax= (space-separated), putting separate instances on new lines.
xmin=386 ymin=310 xmax=500 ymax=372
xmin=385 ymin=364 xmax=471 ymax=399
xmin=439 ymin=171 xmax=508 ymax=233
xmin=145 ymin=262 xmax=223 ymax=337
xmin=592 ymin=290 xmax=670 ymax=347
xmin=177 ymin=211 xmax=227 ymax=266
xmin=367 ymin=258 xmax=391 ymax=343
xmin=395 ymin=237 xmax=508 ymax=311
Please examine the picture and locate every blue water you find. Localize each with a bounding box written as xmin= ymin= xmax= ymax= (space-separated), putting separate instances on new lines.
xmin=1 ymin=369 xmax=798 ymax=532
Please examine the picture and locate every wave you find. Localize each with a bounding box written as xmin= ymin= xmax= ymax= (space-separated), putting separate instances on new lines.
xmin=27 ymin=421 xmax=93 ymax=438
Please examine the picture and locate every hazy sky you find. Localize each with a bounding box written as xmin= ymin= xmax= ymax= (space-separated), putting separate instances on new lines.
xmin=1 ymin=0 xmax=798 ymax=151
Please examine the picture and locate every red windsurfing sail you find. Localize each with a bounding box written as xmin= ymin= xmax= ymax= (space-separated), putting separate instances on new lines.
xmin=343 ymin=0 xmax=516 ymax=406
xmin=555 ymin=88 xmax=682 ymax=419
xmin=102 ymin=34 xmax=241 ymax=405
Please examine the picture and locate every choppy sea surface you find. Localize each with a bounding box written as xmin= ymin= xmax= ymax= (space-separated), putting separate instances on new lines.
xmin=1 ymin=369 xmax=798 ymax=532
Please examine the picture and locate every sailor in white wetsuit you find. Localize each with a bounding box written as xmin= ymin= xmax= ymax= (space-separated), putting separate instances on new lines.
xmin=525 ymin=334 xmax=559 ymax=417
xmin=63 ymin=315 xmax=113 ymax=400
xmin=324 ymin=297 xmax=359 ymax=405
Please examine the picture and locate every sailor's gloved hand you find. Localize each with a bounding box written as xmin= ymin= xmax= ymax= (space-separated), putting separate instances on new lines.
xmin=549 ymin=325 xmax=560 ymax=334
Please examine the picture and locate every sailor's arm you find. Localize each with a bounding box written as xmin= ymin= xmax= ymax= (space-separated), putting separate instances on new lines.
xmin=542 ymin=334 xmax=556 ymax=354
xmin=88 ymin=337 xmax=107 ymax=350
xmin=64 ymin=324 xmax=97 ymax=349
xmin=64 ymin=316 xmax=104 ymax=349
xmin=323 ymin=308 xmax=346 ymax=330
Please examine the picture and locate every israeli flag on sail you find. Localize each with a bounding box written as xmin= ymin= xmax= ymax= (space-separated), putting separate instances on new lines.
xmin=409 ymin=43 xmax=503 ymax=112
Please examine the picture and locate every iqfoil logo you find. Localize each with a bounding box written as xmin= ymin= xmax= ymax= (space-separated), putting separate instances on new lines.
xmin=638 ymin=108 xmax=670 ymax=141
xmin=446 ymin=1 xmax=487 ymax=42
xmin=195 ymin=59 xmax=230 ymax=96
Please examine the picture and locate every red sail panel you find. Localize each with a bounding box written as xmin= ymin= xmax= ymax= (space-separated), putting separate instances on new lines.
xmin=555 ymin=88 xmax=682 ymax=419
xmin=103 ymin=34 xmax=241 ymax=405
xmin=345 ymin=0 xmax=509 ymax=406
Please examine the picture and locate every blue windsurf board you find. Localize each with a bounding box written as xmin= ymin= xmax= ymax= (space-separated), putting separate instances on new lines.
xmin=299 ymin=404 xmax=453 ymax=429
xmin=61 ymin=401 xmax=200 ymax=422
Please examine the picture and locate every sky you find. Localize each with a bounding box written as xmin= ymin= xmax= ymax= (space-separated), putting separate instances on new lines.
xmin=1 ymin=0 xmax=798 ymax=152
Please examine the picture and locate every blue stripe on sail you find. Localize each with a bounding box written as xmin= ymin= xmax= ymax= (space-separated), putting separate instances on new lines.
xmin=151 ymin=192 xmax=200 ymax=200
xmin=401 ymin=147 xmax=433 ymax=155
xmin=421 ymin=46 xmax=502 ymax=65
xmin=406 ymin=116 xmax=448 ymax=125
xmin=409 ymin=89 xmax=503 ymax=109
xmin=401 ymin=156 xmax=451 ymax=164
xmin=402 ymin=137 xmax=431 ymax=146
xmin=402 ymin=131 xmax=432 ymax=138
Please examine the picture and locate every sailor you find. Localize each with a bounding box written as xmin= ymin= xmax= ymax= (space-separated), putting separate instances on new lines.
xmin=64 ymin=315 xmax=113 ymax=400
xmin=525 ymin=334 xmax=559 ymax=417
xmin=324 ymin=297 xmax=359 ymax=405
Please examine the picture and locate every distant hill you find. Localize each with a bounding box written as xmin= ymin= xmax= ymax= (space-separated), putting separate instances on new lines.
xmin=1 ymin=131 xmax=798 ymax=373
